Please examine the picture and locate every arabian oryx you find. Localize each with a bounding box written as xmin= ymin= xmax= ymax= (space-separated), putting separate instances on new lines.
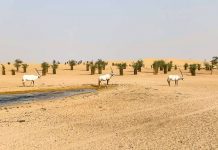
xmin=22 ymin=69 xmax=41 ymax=87
xmin=167 ymin=69 xmax=184 ymax=86
xmin=98 ymin=67 xmax=115 ymax=87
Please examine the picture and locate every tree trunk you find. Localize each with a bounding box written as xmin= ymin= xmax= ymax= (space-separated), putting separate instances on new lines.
xmin=71 ymin=66 xmax=74 ymax=70
xmin=134 ymin=69 xmax=137 ymax=75
xmin=86 ymin=64 xmax=90 ymax=71
xmin=53 ymin=69 xmax=56 ymax=74
xmin=120 ymin=69 xmax=123 ymax=75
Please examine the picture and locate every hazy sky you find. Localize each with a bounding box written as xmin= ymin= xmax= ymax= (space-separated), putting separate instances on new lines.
xmin=0 ymin=0 xmax=217 ymax=62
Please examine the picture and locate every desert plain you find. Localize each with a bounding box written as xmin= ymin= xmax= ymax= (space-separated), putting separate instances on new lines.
xmin=0 ymin=58 xmax=218 ymax=150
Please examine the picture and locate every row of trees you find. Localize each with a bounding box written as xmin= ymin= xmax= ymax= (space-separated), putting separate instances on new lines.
xmin=1 ymin=57 xmax=218 ymax=76
xmin=152 ymin=60 xmax=174 ymax=75
xmin=183 ymin=56 xmax=218 ymax=76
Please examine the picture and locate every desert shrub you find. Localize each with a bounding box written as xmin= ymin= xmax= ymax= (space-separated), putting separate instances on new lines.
xmin=189 ymin=64 xmax=197 ymax=76
xmin=51 ymin=60 xmax=59 ymax=74
xmin=158 ymin=60 xmax=165 ymax=71
xmin=184 ymin=63 xmax=188 ymax=70
xmin=69 ymin=60 xmax=77 ymax=70
xmin=14 ymin=59 xmax=23 ymax=72
xmin=136 ymin=60 xmax=144 ymax=72
xmin=41 ymin=62 xmax=50 ymax=76
xmin=1 ymin=65 xmax=6 ymax=75
xmin=168 ymin=61 xmax=173 ymax=71
xmin=90 ymin=64 xmax=97 ymax=75
xmin=11 ymin=69 xmax=16 ymax=75
xmin=116 ymin=63 xmax=127 ymax=75
xmin=95 ymin=59 xmax=104 ymax=74
xmin=175 ymin=65 xmax=177 ymax=70
xmin=22 ymin=64 xmax=29 ymax=73
xmin=163 ymin=64 xmax=168 ymax=74
xmin=132 ymin=62 xmax=139 ymax=75
xmin=153 ymin=61 xmax=160 ymax=75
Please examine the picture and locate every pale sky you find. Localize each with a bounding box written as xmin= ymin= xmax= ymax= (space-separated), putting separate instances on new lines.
xmin=0 ymin=0 xmax=217 ymax=62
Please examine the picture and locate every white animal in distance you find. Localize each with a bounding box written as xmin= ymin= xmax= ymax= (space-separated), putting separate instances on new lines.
xmin=22 ymin=69 xmax=41 ymax=87
xmin=167 ymin=69 xmax=184 ymax=86
xmin=98 ymin=67 xmax=115 ymax=86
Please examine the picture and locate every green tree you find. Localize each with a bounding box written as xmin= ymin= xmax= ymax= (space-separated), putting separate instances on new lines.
xmin=211 ymin=56 xmax=218 ymax=74
xmin=168 ymin=61 xmax=173 ymax=71
xmin=116 ymin=63 xmax=127 ymax=75
xmin=184 ymin=63 xmax=188 ymax=70
xmin=14 ymin=59 xmax=23 ymax=72
xmin=69 ymin=60 xmax=77 ymax=70
xmin=163 ymin=64 xmax=168 ymax=74
xmin=41 ymin=62 xmax=50 ymax=76
xmin=11 ymin=69 xmax=16 ymax=75
xmin=132 ymin=62 xmax=139 ymax=75
xmin=189 ymin=64 xmax=197 ymax=76
xmin=136 ymin=60 xmax=144 ymax=72
xmin=86 ymin=62 xmax=90 ymax=71
xmin=174 ymin=65 xmax=177 ymax=70
xmin=22 ymin=64 xmax=29 ymax=73
xmin=204 ymin=62 xmax=210 ymax=70
xmin=158 ymin=60 xmax=165 ymax=71
xmin=51 ymin=60 xmax=59 ymax=74
xmin=153 ymin=61 xmax=160 ymax=75
xmin=95 ymin=59 xmax=104 ymax=74
xmin=1 ymin=64 xmax=6 ymax=75
xmin=90 ymin=63 xmax=97 ymax=75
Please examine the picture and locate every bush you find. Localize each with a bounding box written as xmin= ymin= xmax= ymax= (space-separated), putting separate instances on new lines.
xmin=184 ymin=63 xmax=188 ymax=70
xmin=189 ymin=64 xmax=197 ymax=76
xmin=116 ymin=63 xmax=127 ymax=75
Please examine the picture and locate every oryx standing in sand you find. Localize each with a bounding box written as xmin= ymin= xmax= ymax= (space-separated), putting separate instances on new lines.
xmin=22 ymin=69 xmax=41 ymax=87
xmin=98 ymin=67 xmax=115 ymax=86
xmin=167 ymin=69 xmax=184 ymax=86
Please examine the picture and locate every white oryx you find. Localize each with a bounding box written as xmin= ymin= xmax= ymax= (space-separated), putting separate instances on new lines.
xmin=98 ymin=67 xmax=115 ymax=86
xmin=167 ymin=69 xmax=184 ymax=86
xmin=22 ymin=69 xmax=41 ymax=87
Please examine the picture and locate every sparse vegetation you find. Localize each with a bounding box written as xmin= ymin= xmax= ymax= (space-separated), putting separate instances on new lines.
xmin=184 ymin=63 xmax=188 ymax=70
xmin=204 ymin=62 xmax=210 ymax=70
xmin=197 ymin=64 xmax=201 ymax=71
xmin=153 ymin=61 xmax=160 ymax=75
xmin=163 ymin=64 xmax=168 ymax=74
xmin=1 ymin=65 xmax=6 ymax=75
xmin=86 ymin=62 xmax=90 ymax=71
xmin=158 ymin=60 xmax=165 ymax=71
xmin=116 ymin=63 xmax=127 ymax=76
xmin=41 ymin=62 xmax=50 ymax=76
xmin=14 ymin=59 xmax=23 ymax=72
xmin=189 ymin=64 xmax=197 ymax=76
xmin=69 ymin=60 xmax=77 ymax=70
xmin=136 ymin=60 xmax=144 ymax=72
xmin=11 ymin=69 xmax=16 ymax=75
xmin=22 ymin=64 xmax=29 ymax=73
xmin=95 ymin=59 xmax=104 ymax=74
xmin=174 ymin=65 xmax=177 ymax=70
xmin=211 ymin=56 xmax=218 ymax=74
xmin=90 ymin=63 xmax=96 ymax=75
xmin=51 ymin=60 xmax=59 ymax=74
xmin=167 ymin=61 xmax=173 ymax=71
xmin=132 ymin=62 xmax=139 ymax=75
xmin=102 ymin=61 xmax=108 ymax=70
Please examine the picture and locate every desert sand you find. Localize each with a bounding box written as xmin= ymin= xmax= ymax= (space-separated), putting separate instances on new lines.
xmin=0 ymin=59 xmax=218 ymax=150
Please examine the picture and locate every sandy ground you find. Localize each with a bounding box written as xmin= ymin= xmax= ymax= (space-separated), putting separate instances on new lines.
xmin=0 ymin=60 xmax=218 ymax=150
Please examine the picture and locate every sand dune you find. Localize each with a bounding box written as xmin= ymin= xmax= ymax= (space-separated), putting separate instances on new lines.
xmin=0 ymin=59 xmax=218 ymax=149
